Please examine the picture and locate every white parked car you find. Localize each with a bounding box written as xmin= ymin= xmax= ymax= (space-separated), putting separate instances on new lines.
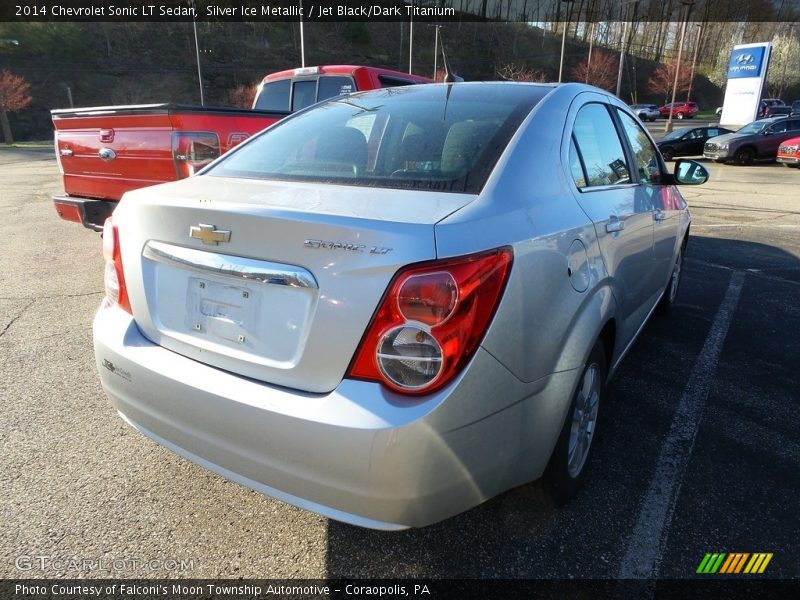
xmin=95 ymin=82 xmax=708 ymax=529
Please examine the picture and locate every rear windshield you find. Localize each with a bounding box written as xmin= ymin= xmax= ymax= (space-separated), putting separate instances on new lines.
xmin=209 ymin=84 xmax=549 ymax=194
xmin=254 ymin=76 xmax=356 ymax=112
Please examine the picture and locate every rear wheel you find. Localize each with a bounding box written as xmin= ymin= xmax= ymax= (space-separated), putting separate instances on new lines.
xmin=538 ymin=342 xmax=606 ymax=505
xmin=735 ymin=147 xmax=755 ymax=165
xmin=677 ymin=112 xmax=685 ymax=120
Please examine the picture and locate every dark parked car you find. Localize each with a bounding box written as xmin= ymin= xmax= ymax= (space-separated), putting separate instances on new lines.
xmin=756 ymin=98 xmax=785 ymax=118
xmin=659 ymin=102 xmax=699 ymax=119
xmin=657 ymin=126 xmax=734 ymax=160
xmin=704 ymin=116 xmax=800 ymax=165
xmin=759 ymin=105 xmax=792 ymax=119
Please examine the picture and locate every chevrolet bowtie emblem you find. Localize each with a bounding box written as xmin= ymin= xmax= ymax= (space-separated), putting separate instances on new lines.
xmin=189 ymin=223 xmax=231 ymax=245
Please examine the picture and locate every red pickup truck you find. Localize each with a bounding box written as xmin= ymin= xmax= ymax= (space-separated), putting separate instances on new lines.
xmin=52 ymin=65 xmax=432 ymax=230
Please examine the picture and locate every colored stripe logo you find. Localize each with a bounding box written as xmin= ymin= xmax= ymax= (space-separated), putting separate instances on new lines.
xmin=696 ymin=553 xmax=773 ymax=574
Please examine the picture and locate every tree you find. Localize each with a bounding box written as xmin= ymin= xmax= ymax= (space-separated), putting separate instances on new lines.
xmin=648 ymin=60 xmax=694 ymax=105
xmin=766 ymin=34 xmax=800 ymax=100
xmin=569 ymin=49 xmax=618 ymax=91
xmin=226 ymin=83 xmax=257 ymax=109
xmin=496 ymin=63 xmax=549 ymax=83
xmin=0 ymin=70 xmax=32 ymax=145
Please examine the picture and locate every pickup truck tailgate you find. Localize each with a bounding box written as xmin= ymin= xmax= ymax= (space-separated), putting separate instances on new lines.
xmin=52 ymin=104 xmax=285 ymax=202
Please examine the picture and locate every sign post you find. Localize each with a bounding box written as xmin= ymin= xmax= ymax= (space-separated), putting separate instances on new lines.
xmin=719 ymin=42 xmax=772 ymax=128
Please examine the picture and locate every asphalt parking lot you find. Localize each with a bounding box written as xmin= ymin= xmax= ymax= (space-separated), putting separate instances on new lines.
xmin=0 ymin=144 xmax=798 ymax=580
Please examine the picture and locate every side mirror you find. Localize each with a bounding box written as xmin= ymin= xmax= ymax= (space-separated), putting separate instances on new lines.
xmin=763 ymin=130 xmax=773 ymax=136
xmin=674 ymin=159 xmax=709 ymax=185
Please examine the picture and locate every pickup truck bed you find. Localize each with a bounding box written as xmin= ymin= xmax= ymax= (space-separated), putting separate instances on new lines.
xmin=52 ymin=104 xmax=286 ymax=230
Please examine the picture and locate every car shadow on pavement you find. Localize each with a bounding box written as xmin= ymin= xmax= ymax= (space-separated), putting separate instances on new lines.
xmin=323 ymin=235 xmax=799 ymax=579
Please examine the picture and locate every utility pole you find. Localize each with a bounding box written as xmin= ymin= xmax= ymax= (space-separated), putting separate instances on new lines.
xmin=299 ymin=0 xmax=305 ymax=67
xmin=665 ymin=1 xmax=693 ymax=132
xmin=558 ymin=0 xmax=575 ymax=83
xmin=615 ymin=1 xmax=638 ymax=98
xmin=409 ymin=2 xmax=414 ymax=73
xmin=586 ymin=22 xmax=596 ymax=84
xmin=190 ymin=0 xmax=204 ymax=106
xmin=686 ymin=23 xmax=703 ymax=102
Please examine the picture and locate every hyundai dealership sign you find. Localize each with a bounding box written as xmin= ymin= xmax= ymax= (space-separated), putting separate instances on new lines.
xmin=719 ymin=43 xmax=772 ymax=126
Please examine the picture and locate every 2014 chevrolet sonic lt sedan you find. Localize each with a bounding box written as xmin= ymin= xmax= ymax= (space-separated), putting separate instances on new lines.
xmin=94 ymin=82 xmax=708 ymax=529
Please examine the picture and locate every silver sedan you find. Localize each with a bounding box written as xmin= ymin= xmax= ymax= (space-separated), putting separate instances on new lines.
xmin=94 ymin=82 xmax=708 ymax=529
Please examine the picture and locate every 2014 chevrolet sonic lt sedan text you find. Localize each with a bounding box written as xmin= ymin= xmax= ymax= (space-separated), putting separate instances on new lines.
xmin=94 ymin=82 xmax=708 ymax=529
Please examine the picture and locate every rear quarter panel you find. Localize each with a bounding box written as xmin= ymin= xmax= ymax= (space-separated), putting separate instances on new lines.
xmin=435 ymin=84 xmax=613 ymax=385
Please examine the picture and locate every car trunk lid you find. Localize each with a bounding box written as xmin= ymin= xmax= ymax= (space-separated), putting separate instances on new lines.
xmin=114 ymin=175 xmax=474 ymax=393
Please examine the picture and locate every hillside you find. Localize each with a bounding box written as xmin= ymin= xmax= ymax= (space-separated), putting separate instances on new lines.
xmin=0 ymin=20 xmax=793 ymax=141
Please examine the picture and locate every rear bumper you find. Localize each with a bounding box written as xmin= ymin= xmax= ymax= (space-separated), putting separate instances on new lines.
xmin=94 ymin=302 xmax=578 ymax=529
xmin=53 ymin=195 xmax=116 ymax=231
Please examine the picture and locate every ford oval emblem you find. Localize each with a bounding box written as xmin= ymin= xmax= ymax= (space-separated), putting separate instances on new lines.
xmin=98 ymin=148 xmax=116 ymax=161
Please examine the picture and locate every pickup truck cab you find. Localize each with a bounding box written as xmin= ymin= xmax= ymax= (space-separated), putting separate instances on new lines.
xmin=53 ymin=65 xmax=432 ymax=230
xmin=254 ymin=65 xmax=432 ymax=113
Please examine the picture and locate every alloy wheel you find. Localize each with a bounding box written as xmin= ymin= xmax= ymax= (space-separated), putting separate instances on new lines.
xmin=567 ymin=363 xmax=601 ymax=478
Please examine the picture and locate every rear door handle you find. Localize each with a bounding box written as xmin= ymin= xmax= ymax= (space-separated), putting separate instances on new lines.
xmin=654 ymin=210 xmax=666 ymax=222
xmin=606 ymin=219 xmax=625 ymax=233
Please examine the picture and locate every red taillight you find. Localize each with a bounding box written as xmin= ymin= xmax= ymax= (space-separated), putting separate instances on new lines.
xmin=172 ymin=132 xmax=221 ymax=179
xmin=102 ymin=217 xmax=132 ymax=314
xmin=347 ymin=247 xmax=513 ymax=395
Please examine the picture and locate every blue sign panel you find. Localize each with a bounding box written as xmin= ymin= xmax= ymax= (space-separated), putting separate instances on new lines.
xmin=727 ymin=46 xmax=766 ymax=79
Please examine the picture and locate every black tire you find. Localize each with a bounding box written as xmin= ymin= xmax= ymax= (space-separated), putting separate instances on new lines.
xmin=661 ymin=147 xmax=675 ymax=161
xmin=538 ymin=341 xmax=607 ymax=506
xmin=656 ymin=242 xmax=684 ymax=315
xmin=650 ymin=117 xmax=657 ymax=122
xmin=735 ymin=147 xmax=755 ymax=165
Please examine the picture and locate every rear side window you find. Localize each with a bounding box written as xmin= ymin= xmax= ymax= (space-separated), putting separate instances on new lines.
xmin=317 ymin=77 xmax=355 ymax=102
xmin=292 ymin=80 xmax=317 ymax=112
xmin=615 ymin=109 xmax=663 ymax=184
xmin=569 ymin=137 xmax=587 ymax=188
xmin=254 ymin=79 xmax=290 ymax=111
xmin=571 ymin=103 xmax=630 ymax=188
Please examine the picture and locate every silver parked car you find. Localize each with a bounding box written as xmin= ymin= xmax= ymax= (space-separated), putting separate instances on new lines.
xmin=95 ymin=82 xmax=708 ymax=529
xmin=630 ymin=103 xmax=660 ymax=122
